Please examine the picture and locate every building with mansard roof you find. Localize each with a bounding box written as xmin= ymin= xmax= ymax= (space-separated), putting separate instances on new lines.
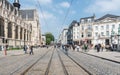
xmin=79 ymin=15 xmax=95 ymax=45
xmin=0 ymin=0 xmax=41 ymax=49
xmin=93 ymin=14 xmax=120 ymax=47
xmin=67 ymin=20 xmax=80 ymax=45
xmin=65 ymin=14 xmax=120 ymax=51
xmin=79 ymin=14 xmax=120 ymax=50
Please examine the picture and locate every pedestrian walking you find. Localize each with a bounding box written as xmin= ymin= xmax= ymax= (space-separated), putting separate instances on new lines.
xmin=65 ymin=45 xmax=68 ymax=55
xmin=24 ymin=45 xmax=28 ymax=54
xmin=96 ymin=44 xmax=101 ymax=52
xmin=72 ymin=45 xmax=75 ymax=51
xmin=76 ymin=45 xmax=80 ymax=52
xmin=101 ymin=43 xmax=104 ymax=52
xmin=84 ymin=44 xmax=88 ymax=52
xmin=62 ymin=45 xmax=64 ymax=50
xmin=29 ymin=45 xmax=34 ymax=55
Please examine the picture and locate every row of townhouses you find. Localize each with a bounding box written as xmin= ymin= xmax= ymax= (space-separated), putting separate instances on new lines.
xmin=0 ymin=0 xmax=41 ymax=49
xmin=59 ymin=14 xmax=120 ymax=51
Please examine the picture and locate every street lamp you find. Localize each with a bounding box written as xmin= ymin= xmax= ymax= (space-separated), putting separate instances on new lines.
xmin=117 ymin=26 xmax=120 ymax=51
xmin=111 ymin=28 xmax=115 ymax=51
xmin=23 ymin=28 xmax=26 ymax=52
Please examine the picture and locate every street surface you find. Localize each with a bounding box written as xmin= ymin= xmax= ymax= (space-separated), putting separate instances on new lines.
xmin=0 ymin=47 xmax=120 ymax=75
xmin=67 ymin=49 xmax=120 ymax=75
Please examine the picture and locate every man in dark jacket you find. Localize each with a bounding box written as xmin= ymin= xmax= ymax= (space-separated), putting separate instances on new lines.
xmin=97 ymin=44 xmax=101 ymax=52
xmin=29 ymin=46 xmax=34 ymax=55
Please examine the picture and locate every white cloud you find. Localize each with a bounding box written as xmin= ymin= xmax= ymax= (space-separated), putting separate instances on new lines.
xmin=39 ymin=11 xmax=56 ymax=20
xmin=38 ymin=0 xmax=52 ymax=5
xmin=85 ymin=0 xmax=120 ymax=13
xmin=60 ymin=2 xmax=70 ymax=8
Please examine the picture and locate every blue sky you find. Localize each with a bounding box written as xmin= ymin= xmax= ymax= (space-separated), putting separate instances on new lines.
xmin=9 ymin=0 xmax=120 ymax=38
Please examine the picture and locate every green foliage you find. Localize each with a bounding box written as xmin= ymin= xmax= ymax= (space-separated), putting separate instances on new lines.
xmin=8 ymin=47 xmax=22 ymax=50
xmin=45 ymin=32 xmax=55 ymax=45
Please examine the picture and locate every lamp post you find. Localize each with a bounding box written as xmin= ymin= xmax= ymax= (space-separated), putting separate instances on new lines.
xmin=118 ymin=26 xmax=120 ymax=51
xmin=24 ymin=29 xmax=25 ymax=51
xmin=111 ymin=28 xmax=115 ymax=51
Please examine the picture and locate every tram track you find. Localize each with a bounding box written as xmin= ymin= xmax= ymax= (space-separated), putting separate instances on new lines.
xmin=3 ymin=47 xmax=92 ymax=75
xmin=45 ymin=49 xmax=67 ymax=75
xmin=58 ymin=49 xmax=90 ymax=75
xmin=44 ymin=49 xmax=54 ymax=75
xmin=57 ymin=50 xmax=69 ymax=75
xmin=10 ymin=48 xmax=53 ymax=75
xmin=66 ymin=53 xmax=92 ymax=75
xmin=22 ymin=48 xmax=55 ymax=75
xmin=61 ymin=49 xmax=120 ymax=75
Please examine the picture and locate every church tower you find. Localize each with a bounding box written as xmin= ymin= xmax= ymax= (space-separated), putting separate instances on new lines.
xmin=13 ymin=0 xmax=20 ymax=10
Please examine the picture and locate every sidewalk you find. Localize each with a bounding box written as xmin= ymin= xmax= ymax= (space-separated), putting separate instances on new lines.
xmin=0 ymin=49 xmax=24 ymax=57
xmin=0 ymin=47 xmax=51 ymax=58
xmin=0 ymin=48 xmax=40 ymax=57
xmin=81 ymin=49 xmax=120 ymax=63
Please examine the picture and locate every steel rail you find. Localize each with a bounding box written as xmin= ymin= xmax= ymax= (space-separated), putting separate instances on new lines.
xmin=57 ymin=49 xmax=69 ymax=75
xmin=60 ymin=49 xmax=92 ymax=75
xmin=10 ymin=48 xmax=52 ymax=75
xmin=44 ymin=49 xmax=55 ymax=75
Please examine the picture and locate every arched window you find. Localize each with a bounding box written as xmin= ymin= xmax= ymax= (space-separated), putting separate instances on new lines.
xmin=0 ymin=18 xmax=4 ymax=37
xmin=15 ymin=25 xmax=18 ymax=39
xmin=27 ymin=31 xmax=29 ymax=41
xmin=8 ymin=22 xmax=12 ymax=38
xmin=24 ymin=29 xmax=26 ymax=41
xmin=20 ymin=28 xmax=22 ymax=40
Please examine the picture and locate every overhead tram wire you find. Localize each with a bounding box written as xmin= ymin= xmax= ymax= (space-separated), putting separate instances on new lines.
xmin=61 ymin=0 xmax=74 ymax=26
xmin=59 ymin=0 xmax=74 ymax=34
xmin=34 ymin=0 xmax=49 ymax=32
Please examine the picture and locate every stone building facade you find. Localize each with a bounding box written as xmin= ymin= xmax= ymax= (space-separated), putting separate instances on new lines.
xmin=60 ymin=28 xmax=68 ymax=45
xmin=67 ymin=20 xmax=79 ymax=45
xmin=20 ymin=9 xmax=41 ymax=46
xmin=79 ymin=15 xmax=95 ymax=45
xmin=65 ymin=14 xmax=120 ymax=49
xmin=0 ymin=0 xmax=41 ymax=49
xmin=93 ymin=14 xmax=120 ymax=46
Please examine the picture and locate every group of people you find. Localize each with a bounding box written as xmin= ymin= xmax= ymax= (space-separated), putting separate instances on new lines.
xmin=24 ymin=45 xmax=34 ymax=55
xmin=61 ymin=43 xmax=105 ymax=52
xmin=95 ymin=43 xmax=104 ymax=52
xmin=71 ymin=44 xmax=89 ymax=52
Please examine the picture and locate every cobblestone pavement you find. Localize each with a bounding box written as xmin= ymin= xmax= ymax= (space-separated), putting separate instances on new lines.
xmin=25 ymin=49 xmax=54 ymax=75
xmin=0 ymin=47 xmax=50 ymax=75
xmin=67 ymin=49 xmax=120 ymax=75
xmin=58 ymin=49 xmax=89 ymax=75
xmin=48 ymin=49 xmax=65 ymax=75
xmin=83 ymin=49 xmax=120 ymax=63
xmin=1 ymin=47 xmax=119 ymax=75
xmin=26 ymin=48 xmax=89 ymax=75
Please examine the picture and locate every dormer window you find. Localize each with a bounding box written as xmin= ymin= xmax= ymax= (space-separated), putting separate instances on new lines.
xmin=88 ymin=19 xmax=91 ymax=22
xmin=81 ymin=19 xmax=84 ymax=23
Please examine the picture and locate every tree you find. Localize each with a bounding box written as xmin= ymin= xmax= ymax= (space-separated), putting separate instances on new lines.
xmin=45 ymin=32 xmax=54 ymax=45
